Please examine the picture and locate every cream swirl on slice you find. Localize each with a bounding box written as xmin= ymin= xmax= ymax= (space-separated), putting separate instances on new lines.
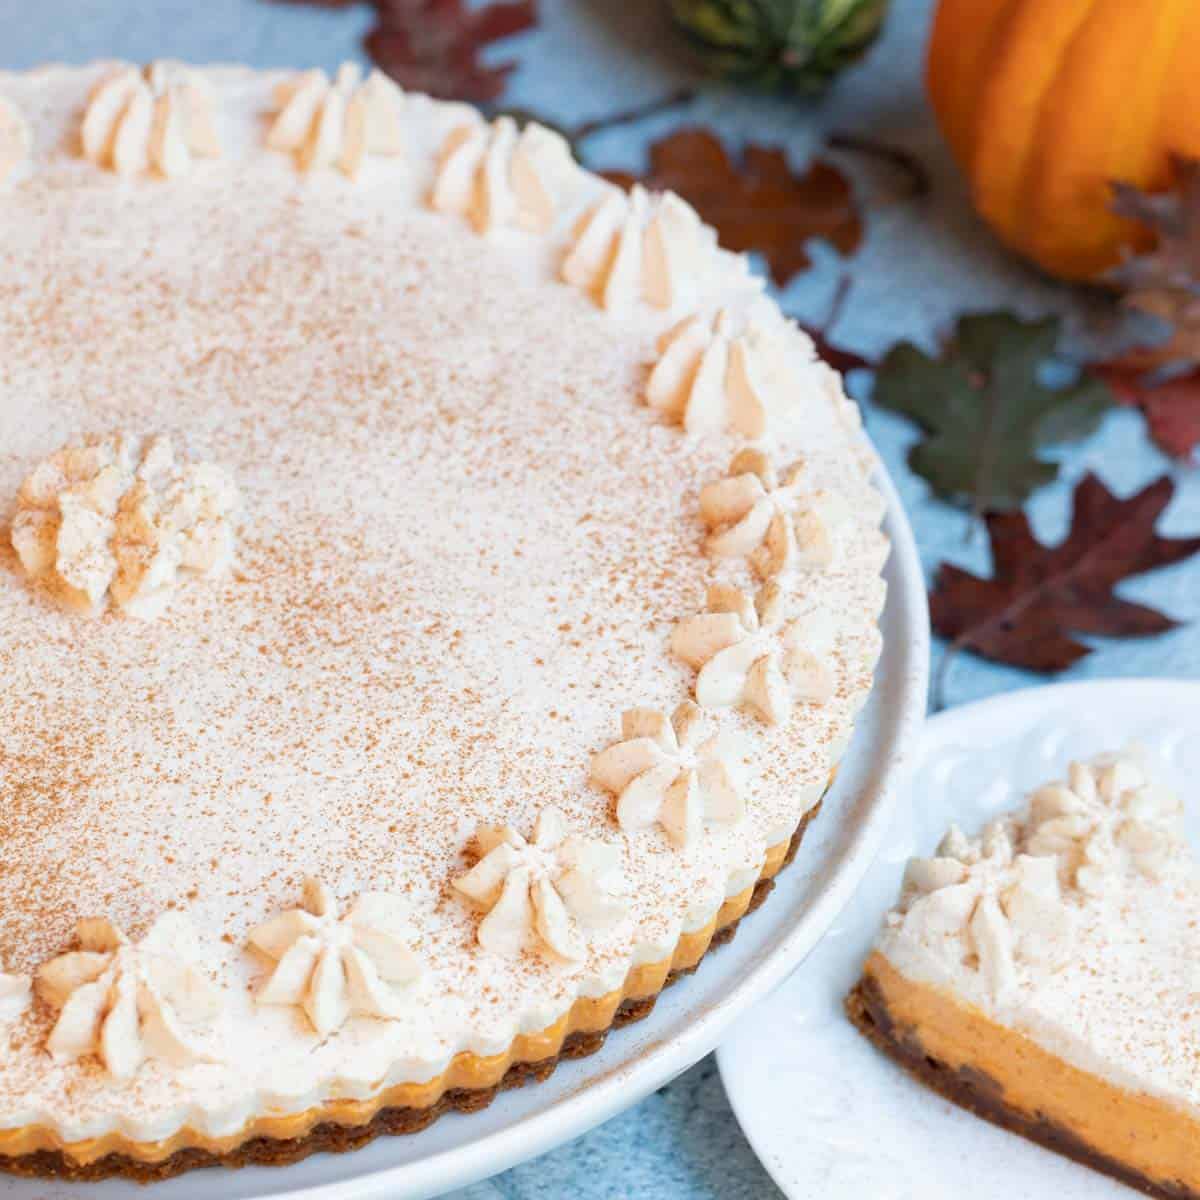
xmin=1024 ymin=753 xmax=1186 ymax=893
xmin=892 ymin=821 xmax=1071 ymax=1005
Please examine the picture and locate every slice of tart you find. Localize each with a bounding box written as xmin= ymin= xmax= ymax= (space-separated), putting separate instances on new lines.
xmin=847 ymin=752 xmax=1200 ymax=1200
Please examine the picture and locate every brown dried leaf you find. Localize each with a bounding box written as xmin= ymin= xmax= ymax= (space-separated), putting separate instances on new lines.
xmin=272 ymin=0 xmax=538 ymax=104
xmin=602 ymin=127 xmax=861 ymax=288
xmin=931 ymin=473 xmax=1200 ymax=690
xmin=367 ymin=0 xmax=537 ymax=103
xmin=1111 ymin=156 xmax=1200 ymax=294
xmin=1094 ymin=362 xmax=1200 ymax=461
xmin=1109 ymin=156 xmax=1200 ymax=370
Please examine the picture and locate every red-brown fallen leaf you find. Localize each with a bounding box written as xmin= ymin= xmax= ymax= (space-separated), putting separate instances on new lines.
xmin=602 ymin=127 xmax=861 ymax=288
xmin=367 ymin=0 xmax=537 ymax=103
xmin=930 ymin=473 xmax=1200 ymax=686
xmin=273 ymin=0 xmax=538 ymax=103
xmin=1094 ymin=361 xmax=1200 ymax=460
xmin=1109 ymin=156 xmax=1200 ymax=370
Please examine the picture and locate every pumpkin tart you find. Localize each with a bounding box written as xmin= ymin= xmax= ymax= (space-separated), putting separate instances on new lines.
xmin=0 ymin=60 xmax=886 ymax=1178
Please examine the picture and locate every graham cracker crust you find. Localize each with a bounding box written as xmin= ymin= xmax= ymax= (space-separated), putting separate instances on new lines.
xmin=846 ymin=972 xmax=1198 ymax=1200
xmin=0 ymin=803 xmax=821 ymax=1183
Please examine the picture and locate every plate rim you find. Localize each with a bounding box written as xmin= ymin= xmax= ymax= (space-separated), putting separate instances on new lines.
xmin=716 ymin=676 xmax=1200 ymax=1200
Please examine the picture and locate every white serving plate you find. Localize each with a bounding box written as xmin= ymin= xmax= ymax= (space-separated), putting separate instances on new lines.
xmin=718 ymin=679 xmax=1200 ymax=1200
xmin=2 ymin=463 xmax=928 ymax=1200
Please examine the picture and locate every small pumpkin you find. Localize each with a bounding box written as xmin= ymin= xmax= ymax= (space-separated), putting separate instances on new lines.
xmin=927 ymin=0 xmax=1200 ymax=281
xmin=668 ymin=0 xmax=891 ymax=97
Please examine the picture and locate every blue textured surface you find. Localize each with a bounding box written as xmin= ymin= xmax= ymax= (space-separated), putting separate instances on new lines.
xmin=3 ymin=0 xmax=1199 ymax=1195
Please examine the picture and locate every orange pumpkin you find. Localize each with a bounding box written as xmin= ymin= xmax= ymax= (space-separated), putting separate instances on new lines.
xmin=927 ymin=0 xmax=1200 ymax=281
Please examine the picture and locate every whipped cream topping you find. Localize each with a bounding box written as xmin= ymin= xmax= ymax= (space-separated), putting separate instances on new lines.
xmin=873 ymin=752 xmax=1200 ymax=1116
xmin=34 ymin=915 xmax=223 ymax=1082
xmin=647 ymin=308 xmax=821 ymax=437
xmin=0 ymin=95 xmax=30 ymax=186
xmin=81 ymin=62 xmax=221 ymax=177
xmin=267 ymin=63 xmax=403 ymax=176
xmin=700 ymin=448 xmax=844 ymax=579
xmin=454 ymin=808 xmax=627 ymax=961
xmin=590 ymin=701 xmax=745 ymax=848
xmin=0 ymin=63 xmax=886 ymax=1147
xmin=432 ymin=115 xmax=578 ymax=234
xmin=11 ymin=432 xmax=238 ymax=618
xmin=562 ymin=184 xmax=725 ymax=315
xmin=0 ymin=972 xmax=31 ymax=1024
xmin=671 ymin=581 xmax=837 ymax=724
xmin=892 ymin=822 xmax=1070 ymax=1004
xmin=1024 ymin=754 xmax=1185 ymax=893
xmin=249 ymin=879 xmax=423 ymax=1038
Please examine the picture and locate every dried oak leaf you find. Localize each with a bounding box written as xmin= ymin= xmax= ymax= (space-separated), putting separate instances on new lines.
xmin=1109 ymin=155 xmax=1200 ymax=370
xmin=602 ymin=127 xmax=861 ymax=288
xmin=366 ymin=0 xmax=537 ymax=103
xmin=1094 ymin=159 xmax=1200 ymax=458
xmin=274 ymin=0 xmax=538 ymax=103
xmin=931 ymin=473 xmax=1200 ymax=675
xmin=1094 ymin=362 xmax=1200 ymax=461
xmin=873 ymin=313 xmax=1112 ymax=513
